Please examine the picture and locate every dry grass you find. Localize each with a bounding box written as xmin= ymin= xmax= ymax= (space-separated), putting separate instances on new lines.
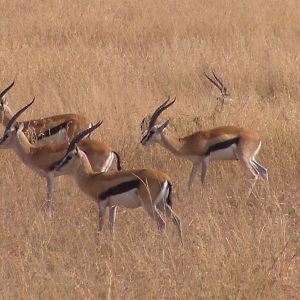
xmin=1 ymin=0 xmax=300 ymax=299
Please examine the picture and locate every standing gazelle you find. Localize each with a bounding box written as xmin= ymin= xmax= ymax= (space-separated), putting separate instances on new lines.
xmin=0 ymin=81 xmax=93 ymax=144
xmin=0 ymin=99 xmax=121 ymax=204
xmin=141 ymin=98 xmax=268 ymax=195
xmin=53 ymin=122 xmax=182 ymax=244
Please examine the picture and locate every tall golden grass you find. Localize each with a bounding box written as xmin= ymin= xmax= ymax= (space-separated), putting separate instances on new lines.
xmin=1 ymin=0 xmax=299 ymax=298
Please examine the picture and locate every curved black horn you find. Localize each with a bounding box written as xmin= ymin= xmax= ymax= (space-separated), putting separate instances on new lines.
xmin=204 ymin=72 xmax=223 ymax=92
xmin=0 ymin=81 xmax=15 ymax=99
xmin=148 ymin=97 xmax=176 ymax=128
xmin=67 ymin=120 xmax=103 ymax=153
xmin=205 ymin=71 xmax=229 ymax=96
xmin=6 ymin=97 xmax=35 ymax=130
xmin=212 ymin=71 xmax=228 ymax=95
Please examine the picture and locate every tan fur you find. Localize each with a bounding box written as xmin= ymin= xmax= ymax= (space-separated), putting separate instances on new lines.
xmin=55 ymin=149 xmax=182 ymax=243
xmin=75 ymin=156 xmax=170 ymax=201
xmin=9 ymin=130 xmax=113 ymax=173
xmin=0 ymin=127 xmax=118 ymax=201
xmin=141 ymin=102 xmax=268 ymax=193
xmin=0 ymin=97 xmax=91 ymax=143
xmin=180 ymin=126 xmax=260 ymax=156
xmin=22 ymin=114 xmax=91 ymax=143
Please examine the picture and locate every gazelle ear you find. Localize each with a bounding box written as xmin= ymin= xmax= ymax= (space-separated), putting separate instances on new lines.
xmin=157 ymin=119 xmax=170 ymax=131
xmin=74 ymin=145 xmax=80 ymax=155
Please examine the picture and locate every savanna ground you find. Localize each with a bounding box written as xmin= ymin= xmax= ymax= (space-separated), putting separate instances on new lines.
xmin=1 ymin=0 xmax=300 ymax=299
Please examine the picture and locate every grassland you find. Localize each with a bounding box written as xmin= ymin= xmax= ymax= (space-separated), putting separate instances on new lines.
xmin=1 ymin=0 xmax=300 ymax=298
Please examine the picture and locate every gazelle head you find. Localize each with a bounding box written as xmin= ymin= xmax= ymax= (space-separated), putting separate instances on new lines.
xmin=204 ymin=71 xmax=232 ymax=109
xmin=0 ymin=98 xmax=35 ymax=148
xmin=140 ymin=97 xmax=176 ymax=146
xmin=53 ymin=121 xmax=103 ymax=173
xmin=0 ymin=81 xmax=15 ymax=124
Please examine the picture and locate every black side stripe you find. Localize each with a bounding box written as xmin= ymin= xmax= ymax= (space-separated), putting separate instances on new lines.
xmin=37 ymin=121 xmax=69 ymax=140
xmin=99 ymin=180 xmax=140 ymax=200
xmin=205 ymin=137 xmax=240 ymax=156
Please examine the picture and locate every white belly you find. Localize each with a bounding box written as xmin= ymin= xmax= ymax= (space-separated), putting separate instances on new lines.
xmin=108 ymin=189 xmax=141 ymax=209
xmin=209 ymin=144 xmax=237 ymax=160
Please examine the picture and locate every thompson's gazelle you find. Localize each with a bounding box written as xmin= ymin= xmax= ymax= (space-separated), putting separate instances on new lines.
xmin=0 ymin=99 xmax=121 ymax=204
xmin=141 ymin=98 xmax=268 ymax=195
xmin=53 ymin=122 xmax=183 ymax=243
xmin=0 ymin=81 xmax=92 ymax=144
xmin=204 ymin=71 xmax=231 ymax=107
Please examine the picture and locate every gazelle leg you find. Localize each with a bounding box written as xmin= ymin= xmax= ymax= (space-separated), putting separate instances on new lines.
xmin=143 ymin=203 xmax=166 ymax=232
xmin=188 ymin=162 xmax=200 ymax=189
xmin=46 ymin=173 xmax=55 ymax=210
xmin=251 ymin=159 xmax=268 ymax=181
xmin=237 ymin=155 xmax=259 ymax=198
xmin=98 ymin=201 xmax=108 ymax=232
xmin=109 ymin=206 xmax=117 ymax=235
xmin=201 ymin=156 xmax=209 ymax=184
xmin=236 ymin=139 xmax=264 ymax=198
xmin=160 ymin=203 xmax=183 ymax=246
xmin=247 ymin=175 xmax=259 ymax=198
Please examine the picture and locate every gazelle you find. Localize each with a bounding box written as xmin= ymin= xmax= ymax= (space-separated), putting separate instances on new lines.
xmin=140 ymin=98 xmax=268 ymax=195
xmin=204 ymin=71 xmax=231 ymax=107
xmin=53 ymin=122 xmax=182 ymax=244
xmin=140 ymin=72 xmax=231 ymax=134
xmin=204 ymin=71 xmax=233 ymax=123
xmin=0 ymin=81 xmax=92 ymax=144
xmin=0 ymin=99 xmax=121 ymax=204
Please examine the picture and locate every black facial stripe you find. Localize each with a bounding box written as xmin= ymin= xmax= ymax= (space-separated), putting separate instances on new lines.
xmin=99 ymin=180 xmax=140 ymax=200
xmin=37 ymin=121 xmax=69 ymax=141
xmin=205 ymin=137 xmax=240 ymax=156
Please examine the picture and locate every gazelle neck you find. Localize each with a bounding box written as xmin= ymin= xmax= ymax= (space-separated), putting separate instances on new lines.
xmin=2 ymin=108 xmax=14 ymax=127
xmin=159 ymin=128 xmax=185 ymax=156
xmin=14 ymin=131 xmax=34 ymax=155
xmin=75 ymin=151 xmax=94 ymax=180
xmin=73 ymin=152 xmax=98 ymax=196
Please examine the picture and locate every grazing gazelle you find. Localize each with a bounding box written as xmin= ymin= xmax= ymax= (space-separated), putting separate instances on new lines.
xmin=0 ymin=99 xmax=121 ymax=204
xmin=204 ymin=71 xmax=233 ymax=124
xmin=204 ymin=71 xmax=231 ymax=107
xmin=140 ymin=98 xmax=268 ymax=195
xmin=0 ymin=81 xmax=92 ymax=144
xmin=53 ymin=122 xmax=183 ymax=244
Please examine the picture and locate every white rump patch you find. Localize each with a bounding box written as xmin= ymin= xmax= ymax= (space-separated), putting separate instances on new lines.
xmin=101 ymin=152 xmax=114 ymax=172
xmin=252 ymin=141 xmax=261 ymax=159
xmin=154 ymin=180 xmax=169 ymax=206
